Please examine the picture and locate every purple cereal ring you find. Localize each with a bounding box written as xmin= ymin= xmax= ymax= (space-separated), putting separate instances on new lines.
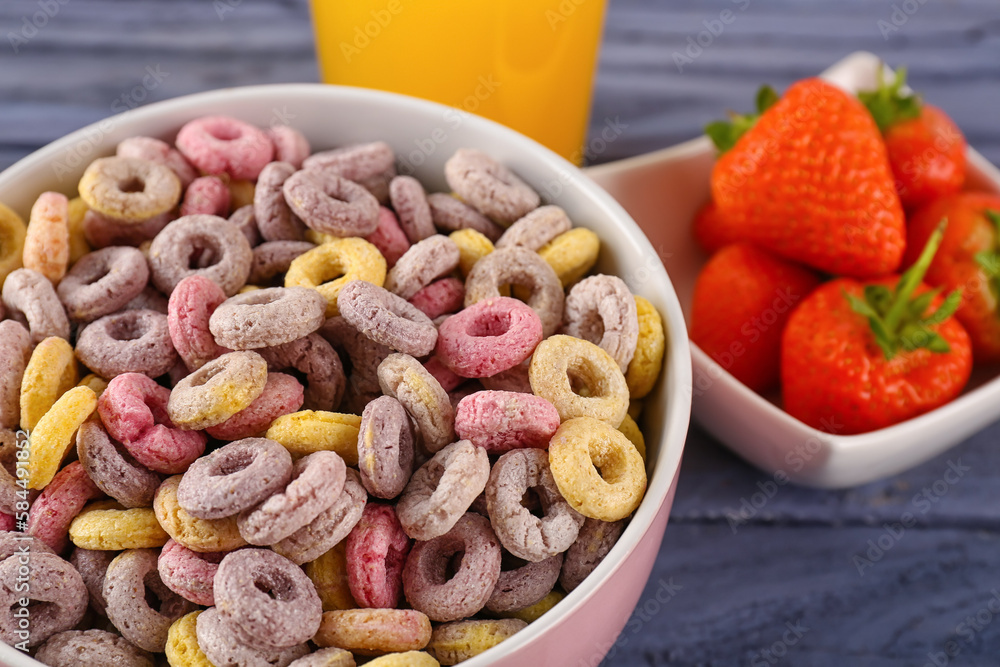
xmin=258 ymin=333 xmax=346 ymax=411
xmin=402 ymin=512 xmax=501 ymax=622
xmin=98 ymin=373 xmax=207 ymax=473
xmin=1 ymin=268 xmax=70 ymax=343
xmin=177 ymin=437 xmax=293 ymax=520
xmin=377 ymin=354 xmax=455 ymax=454
xmin=337 ymin=280 xmax=437 ymax=358
xmin=365 ymin=206 xmax=411 ymax=267
xmin=304 ymin=141 xmax=396 ymax=202
xmin=485 ymin=553 xmax=563 ymax=613
xmin=0 ymin=321 xmax=31 ymax=429
xmin=272 ymin=468 xmax=367 ymax=565
xmin=0 ymin=552 xmax=87 ymax=647
xmin=0 ymin=530 xmax=54 ymax=561
xmin=563 ymin=274 xmax=640 ymax=373
xmin=104 ymin=548 xmax=197 ymax=652
xmin=496 ymin=205 xmax=572 ymax=251
xmin=238 ymin=450 xmax=346 ymax=545
xmin=389 ymin=176 xmax=434 ymax=243
xmin=464 ymin=247 xmax=564 ymax=338
xmin=0 ymin=430 xmax=33 ymax=516
xmin=27 ymin=461 xmax=103 ymax=553
xmin=168 ymin=274 xmax=232 ymax=371
xmin=358 ymin=396 xmax=414 ymax=499
xmin=56 ymin=246 xmax=149 ymax=322
xmin=83 ymin=209 xmax=173 ymax=249
xmin=396 ymin=440 xmax=490 ymax=541
xmin=157 ymin=538 xmax=225 ymax=606
xmin=486 ymin=448 xmax=584 ymax=562
xmin=210 ymin=287 xmax=327 ymax=349
xmin=0 ymin=513 xmax=10 ymax=531
xmin=249 ymin=240 xmax=315 ymax=284
xmin=70 ymin=547 xmax=115 ymax=616
xmin=444 ymin=149 xmax=540 ymax=225
xmin=454 ymin=391 xmax=560 ymax=453
xmin=409 ymin=278 xmax=464 ymax=319
xmin=76 ymin=309 xmax=179 ymax=379
xmin=167 ymin=351 xmax=270 ymax=430
xmin=35 ymin=629 xmax=153 ymax=667
xmin=196 ymin=606 xmax=310 ymax=667
xmin=288 ymin=647 xmax=355 ymax=667
xmin=230 ymin=204 xmax=262 ymax=248
xmin=214 ymin=548 xmax=322 ymax=649
xmin=282 ymin=170 xmax=380 ymax=237
xmin=117 ymin=135 xmax=197 ymax=188
xmin=205 ymin=372 xmax=304 ymax=441
xmin=175 ymin=115 xmax=274 ymax=180
xmin=255 ymin=162 xmax=308 ymax=242
xmin=269 ymin=126 xmax=311 ymax=169
xmin=181 ymin=175 xmax=231 ymax=217
xmin=345 ymin=503 xmax=411 ymax=609
xmin=123 ymin=285 xmax=170 ymax=314
xmin=426 ymin=192 xmax=504 ymax=242
xmin=384 ymin=235 xmax=460 ymax=300
xmin=559 ymin=517 xmax=625 ymax=592
xmin=423 ymin=357 xmax=463 ymax=393
xmin=480 ymin=361 xmax=532 ymax=394
xmin=148 ymin=214 xmax=253 ymax=297
xmin=436 ymin=297 xmax=543 ymax=378
xmin=319 ymin=316 xmax=390 ymax=414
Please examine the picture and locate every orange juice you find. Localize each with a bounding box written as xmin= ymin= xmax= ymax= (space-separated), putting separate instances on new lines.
xmin=309 ymin=0 xmax=607 ymax=163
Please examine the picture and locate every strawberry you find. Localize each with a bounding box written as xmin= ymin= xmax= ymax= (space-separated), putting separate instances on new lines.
xmin=691 ymin=243 xmax=821 ymax=392
xmin=905 ymin=193 xmax=1000 ymax=363
xmin=859 ymin=67 xmax=966 ymax=210
xmin=782 ymin=223 xmax=972 ymax=434
xmin=692 ymin=200 xmax=746 ymax=254
xmin=707 ymin=78 xmax=906 ymax=278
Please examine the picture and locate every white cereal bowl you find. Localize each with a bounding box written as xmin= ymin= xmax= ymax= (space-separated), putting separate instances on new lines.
xmin=0 ymin=84 xmax=691 ymax=665
xmin=586 ymin=51 xmax=1000 ymax=489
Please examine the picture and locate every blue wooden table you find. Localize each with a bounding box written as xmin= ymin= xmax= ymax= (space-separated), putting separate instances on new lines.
xmin=2 ymin=1 xmax=999 ymax=664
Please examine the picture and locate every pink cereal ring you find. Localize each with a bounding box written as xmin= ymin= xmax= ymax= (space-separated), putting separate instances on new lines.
xmin=365 ymin=207 xmax=411 ymax=268
xmin=175 ymin=115 xmax=274 ymax=180
xmin=168 ymin=274 xmax=232 ymax=371
xmin=156 ymin=538 xmax=225 ymax=606
xmin=389 ymin=176 xmax=435 ymax=243
xmin=97 ymin=373 xmax=207 ymax=474
xmin=117 ymin=136 xmax=198 ymax=188
xmin=423 ymin=357 xmax=463 ymax=393
xmin=345 ymin=503 xmax=412 ymax=609
xmin=254 ymin=161 xmax=307 ymax=242
xmin=205 ymin=372 xmax=304 ymax=441
xmin=409 ymin=278 xmax=465 ymax=320
xmin=268 ymin=125 xmax=311 ymax=169
xmin=435 ymin=297 xmax=543 ymax=378
xmin=180 ymin=175 xmax=231 ymax=217
xmin=282 ymin=170 xmax=380 ymax=238
xmin=0 ymin=513 xmax=12 ymax=532
xmin=26 ymin=461 xmax=103 ymax=553
xmin=455 ymin=391 xmax=560 ymax=453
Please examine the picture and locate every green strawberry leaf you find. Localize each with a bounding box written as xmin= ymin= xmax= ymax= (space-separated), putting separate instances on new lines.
xmin=908 ymin=288 xmax=939 ymax=319
xmin=864 ymin=284 xmax=893 ymax=316
xmin=756 ymin=86 xmax=780 ymax=114
xmin=705 ymin=85 xmax=779 ymax=154
xmin=921 ymin=288 xmax=962 ymax=326
xmin=975 ymin=251 xmax=1000 ymax=278
xmin=846 ymin=292 xmax=879 ymax=319
xmin=858 ymin=66 xmax=923 ymax=134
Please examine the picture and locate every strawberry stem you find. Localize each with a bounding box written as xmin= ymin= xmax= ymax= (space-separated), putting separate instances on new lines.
xmin=883 ymin=221 xmax=944 ymax=332
xmin=705 ymin=85 xmax=779 ymax=153
xmin=858 ymin=65 xmax=923 ymax=133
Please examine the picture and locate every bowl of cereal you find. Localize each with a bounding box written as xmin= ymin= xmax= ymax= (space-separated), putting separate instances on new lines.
xmin=0 ymin=84 xmax=690 ymax=666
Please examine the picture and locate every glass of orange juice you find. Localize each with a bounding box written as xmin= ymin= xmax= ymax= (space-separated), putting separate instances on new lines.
xmin=309 ymin=0 xmax=608 ymax=163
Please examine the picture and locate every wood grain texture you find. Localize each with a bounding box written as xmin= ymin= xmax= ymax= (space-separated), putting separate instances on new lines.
xmin=2 ymin=1 xmax=999 ymax=664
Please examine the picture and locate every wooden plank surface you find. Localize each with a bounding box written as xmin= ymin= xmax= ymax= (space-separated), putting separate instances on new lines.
xmin=2 ymin=0 xmax=999 ymax=664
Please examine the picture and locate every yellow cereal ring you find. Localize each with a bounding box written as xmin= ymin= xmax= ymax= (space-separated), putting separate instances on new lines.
xmin=167 ymin=351 xmax=268 ymax=430
xmin=365 ymin=653 xmax=439 ymax=667
xmin=448 ymin=229 xmax=494 ymax=277
xmin=314 ymin=609 xmax=432 ymax=657
xmin=228 ymin=178 xmax=255 ymax=211
xmin=153 ymin=475 xmax=247 ymax=553
xmin=23 ymin=192 xmax=70 ymax=284
xmin=0 ymin=200 xmax=27 ymax=285
xmin=238 ymin=284 xmax=262 ymax=293
xmin=528 ymin=335 xmax=629 ymax=427
xmin=548 ymin=416 xmax=646 ymax=522
xmin=166 ymin=611 xmax=213 ymax=667
xmin=21 ymin=336 xmax=79 ymax=431
xmin=428 ymin=619 xmax=526 ymax=665
xmin=617 ymin=413 xmax=646 ymax=464
xmin=77 ymin=373 xmax=109 ymax=398
xmin=625 ymin=296 xmax=666 ymax=399
xmin=537 ymin=227 xmax=599 ymax=287
xmin=305 ymin=229 xmax=335 ymax=246
xmin=66 ymin=196 xmax=92 ymax=264
xmin=628 ymin=400 xmax=643 ymax=420
xmin=285 ymin=237 xmax=387 ymax=317
xmin=28 ymin=385 xmax=96 ymax=489
xmin=496 ymin=590 xmax=564 ymax=623
xmin=305 ymin=542 xmax=357 ymax=612
xmin=69 ymin=500 xmax=169 ymax=549
xmin=266 ymin=410 xmax=361 ymax=465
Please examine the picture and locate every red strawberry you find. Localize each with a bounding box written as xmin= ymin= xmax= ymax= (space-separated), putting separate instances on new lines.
xmin=782 ymin=224 xmax=971 ymax=434
xmin=859 ymin=67 xmax=966 ymax=210
xmin=691 ymin=243 xmax=821 ymax=392
xmin=707 ymin=79 xmax=906 ymax=278
xmin=692 ymin=200 xmax=746 ymax=254
xmin=906 ymin=192 xmax=1000 ymax=363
